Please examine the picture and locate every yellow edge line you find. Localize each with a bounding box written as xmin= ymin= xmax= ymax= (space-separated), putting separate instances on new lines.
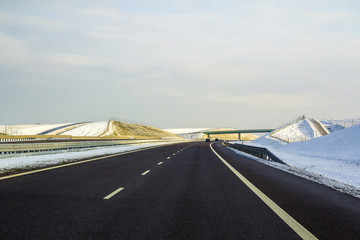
xmin=0 ymin=142 xmax=182 ymax=181
xmin=210 ymin=143 xmax=318 ymax=240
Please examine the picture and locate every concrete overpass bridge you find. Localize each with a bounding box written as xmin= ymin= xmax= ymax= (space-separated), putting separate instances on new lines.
xmin=202 ymin=129 xmax=274 ymax=140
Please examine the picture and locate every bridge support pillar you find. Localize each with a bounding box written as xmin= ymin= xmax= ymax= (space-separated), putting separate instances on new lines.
xmin=207 ymin=133 xmax=210 ymax=138
xmin=238 ymin=133 xmax=241 ymax=140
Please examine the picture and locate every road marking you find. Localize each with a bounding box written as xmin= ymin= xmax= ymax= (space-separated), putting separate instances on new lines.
xmin=167 ymin=157 xmax=171 ymax=159
xmin=158 ymin=162 xmax=163 ymax=165
xmin=210 ymin=143 xmax=318 ymax=240
xmin=103 ymin=187 xmax=124 ymax=200
xmin=0 ymin=142 xmax=185 ymax=181
xmin=141 ymin=170 xmax=150 ymax=175
xmin=173 ymin=153 xmax=176 ymax=155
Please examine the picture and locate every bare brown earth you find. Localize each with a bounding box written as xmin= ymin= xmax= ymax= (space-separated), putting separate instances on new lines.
xmin=102 ymin=121 xmax=181 ymax=139
xmin=201 ymin=128 xmax=259 ymax=141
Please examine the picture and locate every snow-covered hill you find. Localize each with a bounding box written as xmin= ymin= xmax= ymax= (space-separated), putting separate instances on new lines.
xmin=238 ymin=118 xmax=360 ymax=190
xmin=0 ymin=123 xmax=71 ymax=135
xmin=0 ymin=122 xmax=106 ymax=137
xmin=0 ymin=121 xmax=179 ymax=138
xmin=270 ymin=117 xmax=329 ymax=143
xmin=59 ymin=121 xmax=108 ymax=136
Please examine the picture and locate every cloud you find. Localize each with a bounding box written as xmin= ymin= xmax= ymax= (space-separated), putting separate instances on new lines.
xmin=201 ymin=91 xmax=333 ymax=109
xmin=0 ymin=32 xmax=33 ymax=66
xmin=44 ymin=53 xmax=103 ymax=66
xmin=0 ymin=11 xmax=65 ymax=30
xmin=1 ymin=1 xmax=360 ymax=125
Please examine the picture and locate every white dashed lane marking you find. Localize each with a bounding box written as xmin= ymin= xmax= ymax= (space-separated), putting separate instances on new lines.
xmin=103 ymin=187 xmax=124 ymax=200
xmin=141 ymin=170 xmax=151 ymax=176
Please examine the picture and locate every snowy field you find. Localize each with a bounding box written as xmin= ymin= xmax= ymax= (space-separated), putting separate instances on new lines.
xmin=231 ymin=118 xmax=360 ymax=196
xmin=0 ymin=123 xmax=69 ymax=135
xmin=0 ymin=142 xmax=174 ymax=174
xmin=0 ymin=121 xmax=109 ymax=137
xmin=59 ymin=121 xmax=108 ymax=136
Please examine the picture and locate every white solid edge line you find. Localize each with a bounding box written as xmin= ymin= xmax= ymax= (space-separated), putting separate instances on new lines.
xmin=141 ymin=170 xmax=150 ymax=175
xmin=103 ymin=187 xmax=124 ymax=200
xmin=210 ymin=143 xmax=318 ymax=240
xmin=0 ymin=142 xmax=183 ymax=181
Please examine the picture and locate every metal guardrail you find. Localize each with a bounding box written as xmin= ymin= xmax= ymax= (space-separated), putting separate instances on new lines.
xmin=0 ymin=139 xmax=184 ymax=156
xmin=0 ymin=135 xmax=73 ymax=143
xmin=224 ymin=142 xmax=285 ymax=164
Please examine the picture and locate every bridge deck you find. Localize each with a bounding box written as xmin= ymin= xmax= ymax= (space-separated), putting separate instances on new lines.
xmin=202 ymin=129 xmax=274 ymax=134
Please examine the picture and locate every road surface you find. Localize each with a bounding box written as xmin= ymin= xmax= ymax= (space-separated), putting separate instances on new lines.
xmin=0 ymin=142 xmax=359 ymax=239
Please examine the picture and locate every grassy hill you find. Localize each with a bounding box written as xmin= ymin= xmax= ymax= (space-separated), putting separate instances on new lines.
xmin=102 ymin=121 xmax=181 ymax=139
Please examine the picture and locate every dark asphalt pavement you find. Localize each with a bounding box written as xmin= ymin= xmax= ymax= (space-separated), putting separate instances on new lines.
xmin=0 ymin=142 xmax=359 ymax=239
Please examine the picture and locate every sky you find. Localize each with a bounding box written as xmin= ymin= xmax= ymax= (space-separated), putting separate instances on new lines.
xmin=1 ymin=0 xmax=359 ymax=129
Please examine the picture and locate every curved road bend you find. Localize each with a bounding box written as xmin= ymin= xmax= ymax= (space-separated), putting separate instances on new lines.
xmin=0 ymin=142 xmax=359 ymax=239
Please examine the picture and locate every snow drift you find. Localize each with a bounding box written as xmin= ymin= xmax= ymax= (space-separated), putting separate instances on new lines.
xmin=241 ymin=118 xmax=360 ymax=189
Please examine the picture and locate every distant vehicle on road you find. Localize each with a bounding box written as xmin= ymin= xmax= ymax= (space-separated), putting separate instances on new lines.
xmin=205 ymin=138 xmax=210 ymax=142
xmin=215 ymin=138 xmax=219 ymax=141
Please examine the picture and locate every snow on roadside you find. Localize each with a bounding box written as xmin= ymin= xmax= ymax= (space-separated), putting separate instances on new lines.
xmin=231 ymin=124 xmax=360 ymax=192
xmin=228 ymin=147 xmax=360 ymax=198
xmin=59 ymin=121 xmax=108 ymax=136
xmin=0 ymin=142 xmax=174 ymax=174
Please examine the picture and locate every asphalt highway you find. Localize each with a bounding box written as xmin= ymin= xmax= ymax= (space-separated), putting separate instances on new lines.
xmin=0 ymin=142 xmax=359 ymax=239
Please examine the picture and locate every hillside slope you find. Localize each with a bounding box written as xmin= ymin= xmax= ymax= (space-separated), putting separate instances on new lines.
xmin=60 ymin=122 xmax=108 ymax=136
xmin=242 ymin=118 xmax=360 ymax=190
xmin=0 ymin=123 xmax=70 ymax=135
xmin=102 ymin=121 xmax=181 ymax=139
xmin=0 ymin=121 xmax=181 ymax=139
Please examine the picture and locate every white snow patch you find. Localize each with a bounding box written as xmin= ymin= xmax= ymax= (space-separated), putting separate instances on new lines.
xmin=271 ymin=118 xmax=325 ymax=143
xmin=0 ymin=142 xmax=174 ymax=173
xmin=0 ymin=123 xmax=69 ymax=135
xmin=321 ymin=118 xmax=360 ymax=130
xmin=228 ymin=147 xmax=360 ymax=198
xmin=231 ymin=123 xmax=360 ymax=191
xmin=101 ymin=121 xmax=115 ymax=136
xmin=59 ymin=121 xmax=108 ymax=136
